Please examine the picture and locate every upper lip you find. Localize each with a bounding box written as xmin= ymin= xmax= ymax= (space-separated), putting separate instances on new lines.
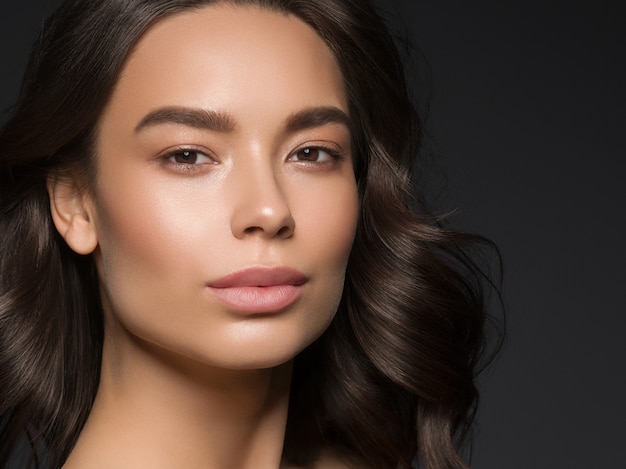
xmin=208 ymin=267 xmax=308 ymax=288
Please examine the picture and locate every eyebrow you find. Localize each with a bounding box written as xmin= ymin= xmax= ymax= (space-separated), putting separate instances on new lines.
xmin=135 ymin=106 xmax=236 ymax=133
xmin=134 ymin=105 xmax=350 ymax=134
xmin=284 ymin=106 xmax=351 ymax=133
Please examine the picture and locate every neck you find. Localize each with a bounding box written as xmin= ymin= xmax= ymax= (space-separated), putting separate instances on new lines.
xmin=63 ymin=332 xmax=293 ymax=469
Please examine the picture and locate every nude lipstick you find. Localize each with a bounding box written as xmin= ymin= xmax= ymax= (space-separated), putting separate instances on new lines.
xmin=207 ymin=267 xmax=307 ymax=313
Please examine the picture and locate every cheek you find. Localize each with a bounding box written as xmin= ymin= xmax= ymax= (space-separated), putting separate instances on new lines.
xmin=94 ymin=169 xmax=226 ymax=268
xmin=306 ymin=177 xmax=359 ymax=252
xmin=95 ymin=189 xmax=179 ymax=277
xmin=306 ymin=181 xmax=359 ymax=333
xmin=292 ymin=174 xmax=359 ymax=282
xmin=91 ymin=176 xmax=220 ymax=321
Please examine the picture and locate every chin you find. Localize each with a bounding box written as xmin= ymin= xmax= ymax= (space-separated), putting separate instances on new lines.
xmin=202 ymin=321 xmax=328 ymax=371
xmin=212 ymin=339 xmax=314 ymax=371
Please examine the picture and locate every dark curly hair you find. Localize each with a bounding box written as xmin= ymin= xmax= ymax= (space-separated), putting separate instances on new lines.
xmin=0 ymin=1 xmax=502 ymax=468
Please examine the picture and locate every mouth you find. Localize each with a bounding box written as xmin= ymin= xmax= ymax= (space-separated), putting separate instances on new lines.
xmin=207 ymin=267 xmax=307 ymax=313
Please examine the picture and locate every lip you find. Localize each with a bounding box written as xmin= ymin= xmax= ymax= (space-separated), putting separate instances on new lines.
xmin=207 ymin=267 xmax=307 ymax=313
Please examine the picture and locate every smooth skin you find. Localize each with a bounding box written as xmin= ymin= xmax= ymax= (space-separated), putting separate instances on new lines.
xmin=49 ymin=4 xmax=359 ymax=469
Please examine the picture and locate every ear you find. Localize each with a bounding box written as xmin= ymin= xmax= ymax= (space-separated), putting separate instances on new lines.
xmin=47 ymin=173 xmax=98 ymax=255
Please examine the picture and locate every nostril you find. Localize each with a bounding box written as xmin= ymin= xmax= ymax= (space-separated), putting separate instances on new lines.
xmin=276 ymin=225 xmax=293 ymax=238
xmin=243 ymin=226 xmax=262 ymax=234
xmin=241 ymin=224 xmax=293 ymax=238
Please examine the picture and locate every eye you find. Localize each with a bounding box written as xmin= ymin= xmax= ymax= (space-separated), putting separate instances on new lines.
xmin=167 ymin=149 xmax=213 ymax=165
xmin=289 ymin=146 xmax=339 ymax=163
xmin=158 ymin=147 xmax=217 ymax=174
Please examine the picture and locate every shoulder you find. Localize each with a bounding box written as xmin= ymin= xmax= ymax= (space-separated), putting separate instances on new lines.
xmin=282 ymin=449 xmax=366 ymax=469
xmin=311 ymin=449 xmax=367 ymax=469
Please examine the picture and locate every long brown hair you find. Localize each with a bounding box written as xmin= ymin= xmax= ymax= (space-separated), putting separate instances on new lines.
xmin=0 ymin=1 xmax=502 ymax=468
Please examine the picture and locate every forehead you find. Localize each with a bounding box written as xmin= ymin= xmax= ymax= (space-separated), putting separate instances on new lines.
xmin=101 ymin=4 xmax=348 ymax=129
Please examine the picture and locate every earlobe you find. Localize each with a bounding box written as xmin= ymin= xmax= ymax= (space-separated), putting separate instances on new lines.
xmin=47 ymin=174 xmax=98 ymax=255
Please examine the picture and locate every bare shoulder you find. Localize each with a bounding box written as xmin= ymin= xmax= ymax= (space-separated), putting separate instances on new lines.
xmin=281 ymin=449 xmax=368 ymax=469
xmin=311 ymin=449 xmax=366 ymax=469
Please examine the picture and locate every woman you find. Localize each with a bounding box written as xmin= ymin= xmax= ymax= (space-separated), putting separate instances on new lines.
xmin=0 ymin=0 xmax=501 ymax=468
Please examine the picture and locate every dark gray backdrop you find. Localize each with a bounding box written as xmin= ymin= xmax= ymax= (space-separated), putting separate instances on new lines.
xmin=1 ymin=1 xmax=624 ymax=468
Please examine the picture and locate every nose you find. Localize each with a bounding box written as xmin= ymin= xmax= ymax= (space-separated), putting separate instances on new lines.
xmin=230 ymin=164 xmax=295 ymax=240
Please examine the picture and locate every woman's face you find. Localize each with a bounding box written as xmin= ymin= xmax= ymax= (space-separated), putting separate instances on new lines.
xmin=88 ymin=4 xmax=358 ymax=369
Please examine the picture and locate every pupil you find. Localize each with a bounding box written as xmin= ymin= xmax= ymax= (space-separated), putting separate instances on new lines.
xmin=177 ymin=151 xmax=194 ymax=163
xmin=301 ymin=148 xmax=317 ymax=160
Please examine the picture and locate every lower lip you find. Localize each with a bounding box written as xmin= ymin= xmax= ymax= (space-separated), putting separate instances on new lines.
xmin=207 ymin=285 xmax=303 ymax=313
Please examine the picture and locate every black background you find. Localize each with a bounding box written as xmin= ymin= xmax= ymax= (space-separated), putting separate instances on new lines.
xmin=1 ymin=1 xmax=624 ymax=468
